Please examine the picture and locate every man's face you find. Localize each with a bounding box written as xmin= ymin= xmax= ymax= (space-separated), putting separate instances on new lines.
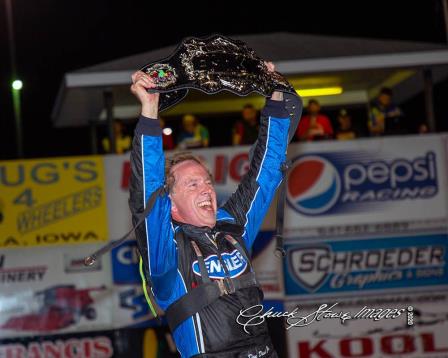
xmin=242 ymin=107 xmax=257 ymax=123
xmin=378 ymin=93 xmax=392 ymax=107
xmin=170 ymin=160 xmax=217 ymax=228
xmin=308 ymin=102 xmax=320 ymax=115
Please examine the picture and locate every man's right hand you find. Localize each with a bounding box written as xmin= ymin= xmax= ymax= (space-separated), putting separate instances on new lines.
xmin=130 ymin=71 xmax=160 ymax=118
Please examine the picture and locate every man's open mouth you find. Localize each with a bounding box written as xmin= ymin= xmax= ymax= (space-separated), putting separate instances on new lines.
xmin=197 ymin=200 xmax=213 ymax=211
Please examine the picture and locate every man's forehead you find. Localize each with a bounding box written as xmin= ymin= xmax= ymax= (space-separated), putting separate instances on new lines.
xmin=172 ymin=160 xmax=209 ymax=179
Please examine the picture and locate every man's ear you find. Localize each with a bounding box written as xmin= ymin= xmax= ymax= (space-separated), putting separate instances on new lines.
xmin=170 ymin=194 xmax=178 ymax=212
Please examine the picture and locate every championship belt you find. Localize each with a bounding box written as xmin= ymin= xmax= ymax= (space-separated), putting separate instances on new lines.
xmin=140 ymin=34 xmax=302 ymax=142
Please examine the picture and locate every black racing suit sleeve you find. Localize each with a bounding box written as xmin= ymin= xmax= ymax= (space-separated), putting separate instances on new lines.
xmin=128 ymin=116 xmax=177 ymax=301
xmin=222 ymin=99 xmax=290 ymax=249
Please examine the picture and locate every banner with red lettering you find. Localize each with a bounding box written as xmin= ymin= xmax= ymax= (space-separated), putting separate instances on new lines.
xmin=284 ymin=292 xmax=448 ymax=357
xmin=0 ymin=327 xmax=178 ymax=358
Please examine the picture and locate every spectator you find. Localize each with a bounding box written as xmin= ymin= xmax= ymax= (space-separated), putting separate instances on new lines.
xmin=177 ymin=114 xmax=209 ymax=149
xmin=232 ymin=104 xmax=259 ymax=145
xmin=296 ymin=99 xmax=333 ymax=141
xmin=102 ymin=120 xmax=132 ymax=154
xmin=335 ymin=109 xmax=356 ymax=140
xmin=368 ymin=87 xmax=405 ymax=136
xmin=418 ymin=122 xmax=429 ymax=134
xmin=160 ymin=117 xmax=175 ymax=150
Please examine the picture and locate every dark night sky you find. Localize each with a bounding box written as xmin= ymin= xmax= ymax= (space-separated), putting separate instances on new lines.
xmin=0 ymin=0 xmax=446 ymax=160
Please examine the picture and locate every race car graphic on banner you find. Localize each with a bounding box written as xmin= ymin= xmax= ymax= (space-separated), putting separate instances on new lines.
xmin=0 ymin=244 xmax=113 ymax=338
xmin=1 ymin=284 xmax=106 ymax=332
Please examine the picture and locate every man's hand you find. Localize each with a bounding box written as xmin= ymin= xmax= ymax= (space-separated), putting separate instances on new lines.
xmin=130 ymin=71 xmax=160 ymax=118
xmin=265 ymin=61 xmax=283 ymax=101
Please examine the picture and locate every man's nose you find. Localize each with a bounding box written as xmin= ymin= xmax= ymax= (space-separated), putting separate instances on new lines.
xmin=201 ymin=183 xmax=212 ymax=194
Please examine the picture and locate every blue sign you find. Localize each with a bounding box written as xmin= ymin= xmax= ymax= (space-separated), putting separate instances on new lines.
xmin=284 ymin=234 xmax=448 ymax=296
xmin=111 ymin=241 xmax=140 ymax=284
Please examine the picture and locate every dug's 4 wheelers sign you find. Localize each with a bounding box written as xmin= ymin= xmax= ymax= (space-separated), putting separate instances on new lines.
xmin=0 ymin=156 xmax=108 ymax=248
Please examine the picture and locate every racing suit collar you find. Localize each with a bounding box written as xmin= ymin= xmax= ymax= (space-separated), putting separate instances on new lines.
xmin=172 ymin=219 xmax=244 ymax=238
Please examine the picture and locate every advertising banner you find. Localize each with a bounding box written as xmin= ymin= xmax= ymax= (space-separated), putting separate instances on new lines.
xmin=0 ymin=245 xmax=113 ymax=338
xmin=0 ymin=327 xmax=178 ymax=358
xmin=284 ymin=134 xmax=448 ymax=238
xmin=284 ymin=292 xmax=448 ymax=357
xmin=0 ymin=156 xmax=108 ymax=248
xmin=283 ymin=233 xmax=448 ymax=298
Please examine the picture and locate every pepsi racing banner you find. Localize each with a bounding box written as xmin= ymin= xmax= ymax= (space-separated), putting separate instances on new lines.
xmin=284 ymin=233 xmax=448 ymax=298
xmin=284 ymin=134 xmax=448 ymax=237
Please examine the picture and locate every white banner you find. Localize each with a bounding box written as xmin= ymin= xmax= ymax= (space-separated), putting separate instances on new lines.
xmin=0 ymin=245 xmax=113 ymax=338
xmin=284 ymin=134 xmax=448 ymax=238
xmin=284 ymin=292 xmax=448 ymax=357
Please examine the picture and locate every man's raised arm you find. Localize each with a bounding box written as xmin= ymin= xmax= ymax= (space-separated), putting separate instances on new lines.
xmin=222 ymin=72 xmax=290 ymax=250
xmin=128 ymin=71 xmax=177 ymax=302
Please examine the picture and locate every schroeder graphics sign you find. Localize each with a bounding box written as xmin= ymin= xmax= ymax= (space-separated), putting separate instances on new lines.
xmin=284 ymin=233 xmax=448 ymax=297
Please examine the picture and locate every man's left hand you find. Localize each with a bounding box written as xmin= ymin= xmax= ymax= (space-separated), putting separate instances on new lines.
xmin=265 ymin=61 xmax=284 ymax=101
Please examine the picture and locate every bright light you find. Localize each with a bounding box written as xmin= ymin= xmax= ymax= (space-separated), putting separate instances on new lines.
xmin=12 ymin=80 xmax=23 ymax=90
xmin=163 ymin=127 xmax=173 ymax=136
xmin=296 ymin=86 xmax=343 ymax=97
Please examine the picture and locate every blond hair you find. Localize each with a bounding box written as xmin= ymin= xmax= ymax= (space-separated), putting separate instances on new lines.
xmin=165 ymin=152 xmax=212 ymax=193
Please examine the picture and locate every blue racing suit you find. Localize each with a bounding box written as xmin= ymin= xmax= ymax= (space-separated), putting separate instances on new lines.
xmin=129 ymin=99 xmax=290 ymax=357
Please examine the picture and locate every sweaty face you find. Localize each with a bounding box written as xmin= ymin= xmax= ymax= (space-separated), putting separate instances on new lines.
xmin=170 ymin=160 xmax=217 ymax=228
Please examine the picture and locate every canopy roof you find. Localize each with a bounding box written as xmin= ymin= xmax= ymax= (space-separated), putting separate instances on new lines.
xmin=52 ymin=32 xmax=448 ymax=127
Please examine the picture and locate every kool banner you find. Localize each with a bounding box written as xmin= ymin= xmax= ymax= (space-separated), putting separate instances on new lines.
xmin=0 ymin=156 xmax=108 ymax=248
xmin=284 ymin=292 xmax=448 ymax=358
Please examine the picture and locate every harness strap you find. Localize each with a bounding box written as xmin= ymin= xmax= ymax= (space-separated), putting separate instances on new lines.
xmin=274 ymin=160 xmax=292 ymax=258
xmin=191 ymin=241 xmax=211 ymax=283
xmin=165 ymin=271 xmax=259 ymax=332
xmin=84 ymin=185 xmax=166 ymax=266
xmin=223 ymin=235 xmax=254 ymax=272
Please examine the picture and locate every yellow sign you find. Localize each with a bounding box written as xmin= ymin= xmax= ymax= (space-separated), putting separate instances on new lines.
xmin=0 ymin=156 xmax=108 ymax=248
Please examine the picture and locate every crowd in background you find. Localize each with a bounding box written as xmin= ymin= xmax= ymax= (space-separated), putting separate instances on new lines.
xmin=101 ymin=87 xmax=431 ymax=154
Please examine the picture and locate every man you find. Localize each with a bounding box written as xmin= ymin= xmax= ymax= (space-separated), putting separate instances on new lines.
xmin=368 ymin=87 xmax=405 ymax=136
xmin=232 ymin=104 xmax=259 ymax=145
xmin=102 ymin=120 xmax=132 ymax=154
xmin=295 ymin=99 xmax=333 ymax=141
xmin=129 ymin=62 xmax=289 ymax=357
xmin=335 ymin=109 xmax=356 ymax=141
xmin=177 ymin=114 xmax=210 ymax=149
